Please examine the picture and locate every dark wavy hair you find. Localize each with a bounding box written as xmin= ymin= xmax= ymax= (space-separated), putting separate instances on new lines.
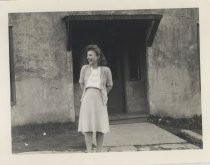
xmin=83 ymin=44 xmax=107 ymax=66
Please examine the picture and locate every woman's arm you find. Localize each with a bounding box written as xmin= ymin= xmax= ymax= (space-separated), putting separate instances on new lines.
xmin=107 ymin=86 xmax=112 ymax=95
xmin=79 ymin=65 xmax=86 ymax=90
xmin=106 ymin=67 xmax=113 ymax=95
xmin=80 ymin=83 xmax=84 ymax=91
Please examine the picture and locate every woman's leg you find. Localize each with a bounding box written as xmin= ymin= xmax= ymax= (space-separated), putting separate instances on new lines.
xmin=84 ymin=132 xmax=93 ymax=153
xmin=96 ymin=131 xmax=104 ymax=152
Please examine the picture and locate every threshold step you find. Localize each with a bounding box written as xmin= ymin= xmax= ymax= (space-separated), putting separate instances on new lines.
xmin=109 ymin=112 xmax=149 ymax=125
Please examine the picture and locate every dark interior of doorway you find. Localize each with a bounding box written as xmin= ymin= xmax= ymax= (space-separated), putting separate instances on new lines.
xmin=71 ymin=19 xmax=150 ymax=114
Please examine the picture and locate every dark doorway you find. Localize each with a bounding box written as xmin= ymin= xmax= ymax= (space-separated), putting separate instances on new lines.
xmin=104 ymin=43 xmax=125 ymax=113
xmin=71 ymin=20 xmax=129 ymax=113
xmin=65 ymin=16 xmax=161 ymax=115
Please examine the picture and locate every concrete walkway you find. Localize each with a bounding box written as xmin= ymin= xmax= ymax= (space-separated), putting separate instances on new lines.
xmin=101 ymin=122 xmax=200 ymax=152
xmin=104 ymin=123 xmax=185 ymax=146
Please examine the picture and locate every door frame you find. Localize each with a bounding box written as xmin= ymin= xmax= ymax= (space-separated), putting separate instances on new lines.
xmin=63 ymin=14 xmax=162 ymax=51
xmin=63 ymin=12 xmax=162 ymax=116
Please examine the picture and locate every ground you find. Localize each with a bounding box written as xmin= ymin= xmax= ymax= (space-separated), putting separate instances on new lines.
xmin=12 ymin=121 xmax=202 ymax=154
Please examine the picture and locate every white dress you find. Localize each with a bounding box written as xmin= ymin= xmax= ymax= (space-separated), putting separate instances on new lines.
xmin=78 ymin=66 xmax=110 ymax=134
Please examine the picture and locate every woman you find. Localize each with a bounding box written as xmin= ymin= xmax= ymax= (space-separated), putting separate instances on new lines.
xmin=78 ymin=44 xmax=113 ymax=153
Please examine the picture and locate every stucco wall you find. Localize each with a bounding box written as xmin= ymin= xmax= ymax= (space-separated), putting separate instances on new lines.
xmin=74 ymin=83 xmax=82 ymax=117
xmin=146 ymin=9 xmax=201 ymax=117
xmin=10 ymin=9 xmax=201 ymax=126
xmin=9 ymin=12 xmax=75 ymax=126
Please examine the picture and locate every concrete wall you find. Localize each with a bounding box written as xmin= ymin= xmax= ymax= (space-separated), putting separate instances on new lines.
xmin=9 ymin=12 xmax=75 ymax=126
xmin=74 ymin=83 xmax=82 ymax=117
xmin=10 ymin=9 xmax=201 ymax=126
xmin=146 ymin=9 xmax=201 ymax=117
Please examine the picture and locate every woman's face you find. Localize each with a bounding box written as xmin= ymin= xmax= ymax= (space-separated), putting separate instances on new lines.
xmin=87 ymin=50 xmax=100 ymax=65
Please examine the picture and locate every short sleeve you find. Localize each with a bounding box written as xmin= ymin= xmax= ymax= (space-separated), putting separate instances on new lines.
xmin=106 ymin=67 xmax=113 ymax=87
xmin=79 ymin=65 xmax=86 ymax=84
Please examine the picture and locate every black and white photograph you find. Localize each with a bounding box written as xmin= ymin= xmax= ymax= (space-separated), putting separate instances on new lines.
xmin=8 ymin=7 xmax=202 ymax=154
xmin=1 ymin=0 xmax=210 ymax=164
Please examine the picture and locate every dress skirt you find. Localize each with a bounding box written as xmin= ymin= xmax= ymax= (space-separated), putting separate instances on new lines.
xmin=78 ymin=87 xmax=110 ymax=134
